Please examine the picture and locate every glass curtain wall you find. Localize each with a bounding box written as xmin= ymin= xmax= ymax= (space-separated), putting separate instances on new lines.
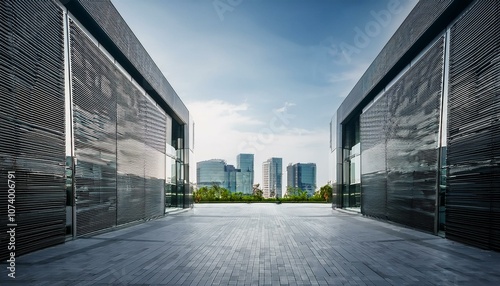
xmin=342 ymin=117 xmax=361 ymax=209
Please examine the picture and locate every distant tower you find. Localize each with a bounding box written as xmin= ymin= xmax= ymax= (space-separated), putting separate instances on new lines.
xmin=197 ymin=159 xmax=226 ymax=188
xmin=262 ymin=158 xmax=283 ymax=198
xmin=286 ymin=163 xmax=295 ymax=195
xmin=287 ymin=163 xmax=317 ymax=196
xmin=236 ymin=154 xmax=254 ymax=194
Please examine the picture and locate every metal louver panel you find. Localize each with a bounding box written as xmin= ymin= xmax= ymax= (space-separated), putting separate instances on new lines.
xmin=360 ymin=38 xmax=444 ymax=232
xmin=446 ymin=0 xmax=500 ymax=251
xmin=73 ymin=0 xmax=189 ymax=124
xmin=70 ymin=21 xmax=117 ymax=236
xmin=385 ymin=38 xmax=443 ymax=232
xmin=117 ymin=80 xmax=166 ymax=224
xmin=116 ymin=78 xmax=146 ymax=225
xmin=360 ymin=94 xmax=388 ymax=219
xmin=143 ymin=99 xmax=166 ymax=219
xmin=71 ymin=19 xmax=168 ymax=230
xmin=0 ymin=1 xmax=66 ymax=260
xmin=337 ymin=0 xmax=472 ymax=123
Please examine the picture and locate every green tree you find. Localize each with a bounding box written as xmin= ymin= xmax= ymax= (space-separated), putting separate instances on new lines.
xmin=285 ymin=187 xmax=308 ymax=201
xmin=313 ymin=184 xmax=333 ymax=202
xmin=194 ymin=186 xmax=208 ymax=202
xmin=220 ymin=188 xmax=231 ymax=201
xmin=231 ymin=192 xmax=243 ymax=201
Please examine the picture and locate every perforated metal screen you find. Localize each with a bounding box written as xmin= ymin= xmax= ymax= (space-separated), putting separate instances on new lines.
xmin=76 ymin=0 xmax=189 ymax=124
xmin=0 ymin=0 xmax=66 ymax=260
xmin=70 ymin=21 xmax=118 ymax=235
xmin=71 ymin=20 xmax=167 ymax=235
xmin=360 ymin=38 xmax=444 ymax=232
xmin=446 ymin=0 xmax=500 ymax=251
xmin=0 ymin=0 xmax=185 ymax=258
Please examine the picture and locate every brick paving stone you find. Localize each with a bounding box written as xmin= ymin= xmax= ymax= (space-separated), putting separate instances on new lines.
xmin=1 ymin=203 xmax=500 ymax=285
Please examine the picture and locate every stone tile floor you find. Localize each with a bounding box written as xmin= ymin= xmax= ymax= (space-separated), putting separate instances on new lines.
xmin=1 ymin=203 xmax=500 ymax=285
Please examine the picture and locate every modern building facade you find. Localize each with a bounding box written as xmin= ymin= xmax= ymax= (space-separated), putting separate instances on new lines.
xmin=262 ymin=158 xmax=283 ymax=198
xmin=286 ymin=164 xmax=296 ymax=194
xmin=0 ymin=0 xmax=194 ymax=260
xmin=197 ymin=154 xmax=254 ymax=194
xmin=225 ymin=164 xmax=237 ymax=193
xmin=236 ymin=154 xmax=254 ymax=194
xmin=329 ymin=0 xmax=499 ymax=251
xmin=287 ymin=163 xmax=317 ymax=196
xmin=197 ymin=159 xmax=226 ymax=188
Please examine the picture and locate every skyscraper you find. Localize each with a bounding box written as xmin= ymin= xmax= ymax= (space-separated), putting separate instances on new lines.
xmin=262 ymin=158 xmax=283 ymax=198
xmin=287 ymin=163 xmax=317 ymax=197
xmin=286 ymin=163 xmax=295 ymax=194
xmin=225 ymin=164 xmax=237 ymax=193
xmin=236 ymin=154 xmax=254 ymax=194
xmin=197 ymin=154 xmax=254 ymax=194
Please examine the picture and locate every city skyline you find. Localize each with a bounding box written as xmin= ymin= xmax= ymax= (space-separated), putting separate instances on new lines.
xmin=197 ymin=155 xmax=320 ymax=191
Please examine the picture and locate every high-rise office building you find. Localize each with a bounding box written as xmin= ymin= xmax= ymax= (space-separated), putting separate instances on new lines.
xmin=262 ymin=158 xmax=283 ymax=198
xmin=286 ymin=164 xmax=295 ymax=194
xmin=225 ymin=164 xmax=237 ymax=193
xmin=236 ymin=154 xmax=254 ymax=194
xmin=287 ymin=163 xmax=317 ymax=197
xmin=197 ymin=160 xmax=226 ymax=188
xmin=197 ymin=154 xmax=254 ymax=194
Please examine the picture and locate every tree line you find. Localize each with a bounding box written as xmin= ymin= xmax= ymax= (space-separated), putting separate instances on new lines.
xmin=194 ymin=184 xmax=333 ymax=203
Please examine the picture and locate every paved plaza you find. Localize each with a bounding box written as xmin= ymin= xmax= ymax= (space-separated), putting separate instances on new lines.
xmin=1 ymin=203 xmax=500 ymax=285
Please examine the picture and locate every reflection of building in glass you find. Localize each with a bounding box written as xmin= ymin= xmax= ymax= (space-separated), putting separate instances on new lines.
xmin=329 ymin=1 xmax=500 ymax=251
xmin=0 ymin=0 xmax=194 ymax=260
xmin=197 ymin=154 xmax=254 ymax=194
xmin=287 ymin=163 xmax=317 ymax=197
xmin=262 ymin=158 xmax=283 ymax=198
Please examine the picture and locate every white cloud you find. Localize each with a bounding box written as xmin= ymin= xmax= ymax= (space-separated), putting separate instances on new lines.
xmin=187 ymin=99 xmax=260 ymax=164
xmin=188 ymin=99 xmax=330 ymax=188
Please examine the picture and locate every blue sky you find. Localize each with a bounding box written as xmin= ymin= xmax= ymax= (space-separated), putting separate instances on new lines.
xmin=111 ymin=0 xmax=417 ymax=188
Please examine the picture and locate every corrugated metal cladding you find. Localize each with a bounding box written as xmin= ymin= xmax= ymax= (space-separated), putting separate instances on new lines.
xmin=116 ymin=78 xmax=146 ymax=225
xmin=76 ymin=0 xmax=189 ymax=124
xmin=71 ymin=21 xmax=118 ymax=235
xmin=116 ymin=73 xmax=166 ymax=225
xmin=143 ymin=100 xmax=166 ymax=219
xmin=447 ymin=0 xmax=500 ymax=251
xmin=0 ymin=1 xmax=66 ymax=260
xmin=360 ymin=95 xmax=387 ymax=219
xmin=71 ymin=21 xmax=167 ymax=235
xmin=337 ymin=1 xmax=455 ymax=123
xmin=361 ymin=38 xmax=444 ymax=232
